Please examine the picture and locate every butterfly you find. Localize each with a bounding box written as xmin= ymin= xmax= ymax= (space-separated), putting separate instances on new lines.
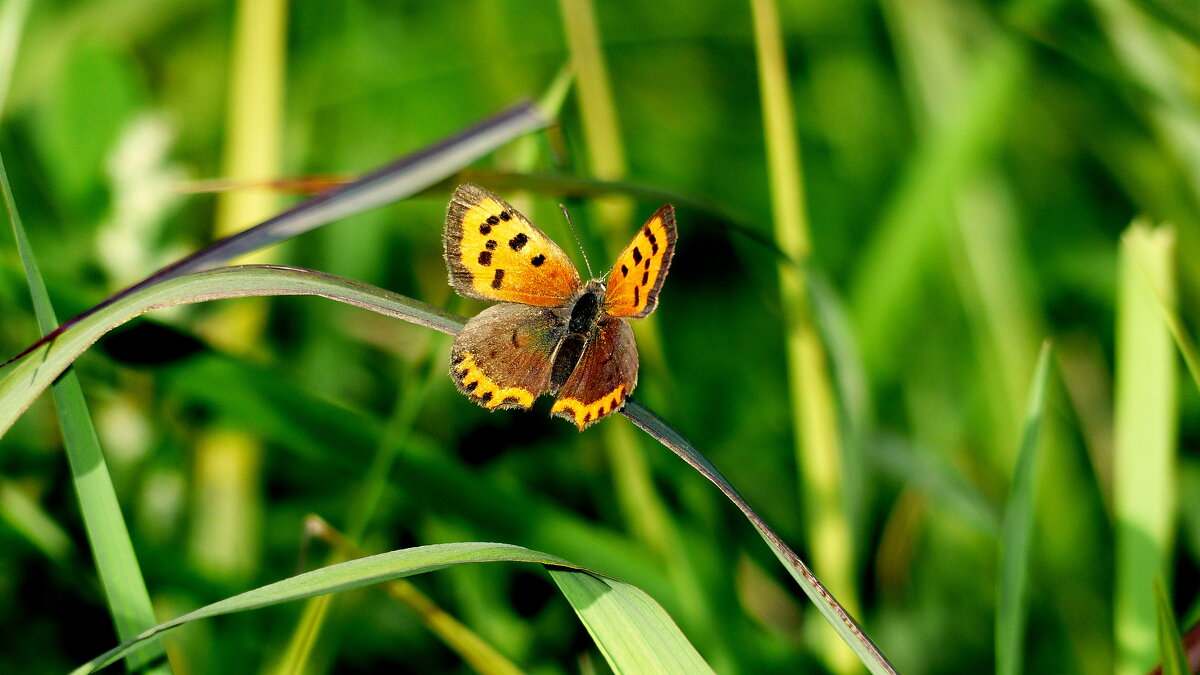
xmin=443 ymin=184 xmax=677 ymax=430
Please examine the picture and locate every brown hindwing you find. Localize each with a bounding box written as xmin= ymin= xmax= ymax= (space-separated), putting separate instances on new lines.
xmin=450 ymin=303 xmax=567 ymax=410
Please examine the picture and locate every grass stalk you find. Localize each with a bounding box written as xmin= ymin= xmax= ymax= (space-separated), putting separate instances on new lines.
xmin=1114 ymin=222 xmax=1179 ymax=675
xmin=1 ymin=153 xmax=168 ymax=672
xmin=749 ymin=0 xmax=858 ymax=670
xmin=187 ymin=0 xmax=287 ymax=589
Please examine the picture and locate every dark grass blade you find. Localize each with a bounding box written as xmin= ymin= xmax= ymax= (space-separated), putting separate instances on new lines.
xmin=1 ymin=101 xmax=546 ymax=368
xmin=996 ymin=341 xmax=1053 ymax=675
xmin=1 ymin=154 xmax=168 ymax=672
xmin=70 ymin=543 xmax=710 ymax=675
xmin=619 ymin=399 xmax=897 ymax=674
xmin=0 ymin=265 xmax=463 ymax=438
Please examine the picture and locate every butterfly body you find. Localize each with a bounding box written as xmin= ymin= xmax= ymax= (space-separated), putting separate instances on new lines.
xmin=443 ymin=184 xmax=675 ymax=430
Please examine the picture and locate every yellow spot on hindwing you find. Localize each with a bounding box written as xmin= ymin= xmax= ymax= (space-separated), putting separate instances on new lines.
xmin=452 ymin=353 xmax=536 ymax=409
xmin=551 ymin=384 xmax=627 ymax=431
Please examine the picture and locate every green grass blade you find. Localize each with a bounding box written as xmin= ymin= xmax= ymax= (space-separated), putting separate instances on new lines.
xmin=1114 ymin=222 xmax=1179 ymax=675
xmin=620 ymin=399 xmax=897 ymax=675
xmin=0 ymin=265 xmax=463 ymax=439
xmin=549 ymin=567 xmax=714 ymax=674
xmin=71 ymin=542 xmax=709 ymax=674
xmin=1155 ymin=580 xmax=1190 ymax=675
xmin=1 ymin=154 xmax=168 ymax=671
xmin=996 ymin=341 xmax=1054 ymax=675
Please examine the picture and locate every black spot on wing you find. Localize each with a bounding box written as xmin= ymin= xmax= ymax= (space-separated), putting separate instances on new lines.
xmin=499 ymin=211 xmax=512 ymax=221
xmin=478 ymin=251 xmax=492 ymax=266
xmin=620 ymin=264 xmax=628 ymax=277
xmin=486 ymin=239 xmax=498 ymax=250
xmin=479 ymin=223 xmax=492 ymax=235
xmin=480 ymin=391 xmax=493 ymax=403
xmin=531 ymin=253 xmax=546 ymax=267
xmin=641 ymin=270 xmax=649 ymax=285
xmin=632 ymin=247 xmax=643 ymax=264
xmin=492 ymin=269 xmax=505 ymax=289
xmin=465 ymin=380 xmax=478 ymax=392
xmin=633 ymin=285 xmax=640 ymax=306
xmin=509 ymin=233 xmax=528 ymax=251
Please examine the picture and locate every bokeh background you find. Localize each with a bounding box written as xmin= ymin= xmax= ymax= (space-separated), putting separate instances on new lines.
xmin=1 ymin=0 xmax=1199 ymax=673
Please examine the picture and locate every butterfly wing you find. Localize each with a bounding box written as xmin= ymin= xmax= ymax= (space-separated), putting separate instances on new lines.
xmin=603 ymin=205 xmax=676 ymax=318
xmin=445 ymin=183 xmax=582 ymax=306
xmin=550 ymin=317 xmax=638 ymax=430
xmin=450 ymin=302 xmax=567 ymax=410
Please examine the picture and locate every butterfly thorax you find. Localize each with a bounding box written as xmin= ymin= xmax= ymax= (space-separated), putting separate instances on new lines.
xmin=550 ymin=280 xmax=607 ymax=392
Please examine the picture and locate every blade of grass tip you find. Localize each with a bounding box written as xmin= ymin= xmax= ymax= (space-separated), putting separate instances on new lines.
xmin=0 ymin=154 xmax=168 ymax=672
xmin=1114 ymin=222 xmax=1179 ymax=675
xmin=1128 ymin=224 xmax=1200 ymax=393
xmin=1155 ymin=580 xmax=1190 ymax=675
xmin=0 ymin=265 xmax=465 ymax=439
xmin=1 ymin=101 xmax=546 ymax=369
xmin=72 ymin=543 xmax=710 ymax=675
xmin=750 ymin=0 xmax=859 ymax=671
xmin=620 ymin=399 xmax=897 ymax=675
xmin=996 ymin=341 xmax=1054 ymax=675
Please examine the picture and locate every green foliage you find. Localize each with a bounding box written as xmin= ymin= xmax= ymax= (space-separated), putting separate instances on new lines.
xmin=2 ymin=0 xmax=1199 ymax=673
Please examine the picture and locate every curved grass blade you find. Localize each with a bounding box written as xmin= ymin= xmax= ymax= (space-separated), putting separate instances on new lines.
xmin=70 ymin=543 xmax=710 ymax=675
xmin=0 ymin=265 xmax=463 ymax=439
xmin=1 ymin=101 xmax=546 ymax=368
xmin=619 ymin=399 xmax=896 ymax=675
xmin=2 ymin=153 xmax=168 ymax=672
xmin=996 ymin=341 xmax=1054 ymax=675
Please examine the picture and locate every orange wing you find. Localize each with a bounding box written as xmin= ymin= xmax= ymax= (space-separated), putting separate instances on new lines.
xmin=444 ymin=184 xmax=582 ymax=306
xmin=603 ymin=205 xmax=676 ymax=318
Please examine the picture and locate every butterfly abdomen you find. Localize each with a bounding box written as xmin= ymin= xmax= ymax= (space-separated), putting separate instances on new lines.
xmin=549 ymin=284 xmax=605 ymax=392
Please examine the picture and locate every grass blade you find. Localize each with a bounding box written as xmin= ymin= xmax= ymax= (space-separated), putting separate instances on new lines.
xmin=70 ymin=542 xmax=710 ymax=675
xmin=0 ymin=265 xmax=462 ymax=439
xmin=1155 ymin=580 xmax=1189 ymax=675
xmin=1 ymin=154 xmax=167 ymax=671
xmin=996 ymin=341 xmax=1054 ymax=675
xmin=1114 ymin=223 xmax=1179 ymax=675
xmin=620 ymin=399 xmax=897 ymax=674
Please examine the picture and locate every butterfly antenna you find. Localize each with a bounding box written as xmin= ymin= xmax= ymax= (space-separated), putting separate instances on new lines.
xmin=559 ymin=203 xmax=595 ymax=278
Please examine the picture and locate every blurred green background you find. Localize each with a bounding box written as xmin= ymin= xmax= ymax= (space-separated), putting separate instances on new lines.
xmin=2 ymin=0 xmax=1199 ymax=673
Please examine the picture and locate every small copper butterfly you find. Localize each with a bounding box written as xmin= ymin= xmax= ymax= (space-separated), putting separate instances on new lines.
xmin=443 ymin=184 xmax=677 ymax=430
